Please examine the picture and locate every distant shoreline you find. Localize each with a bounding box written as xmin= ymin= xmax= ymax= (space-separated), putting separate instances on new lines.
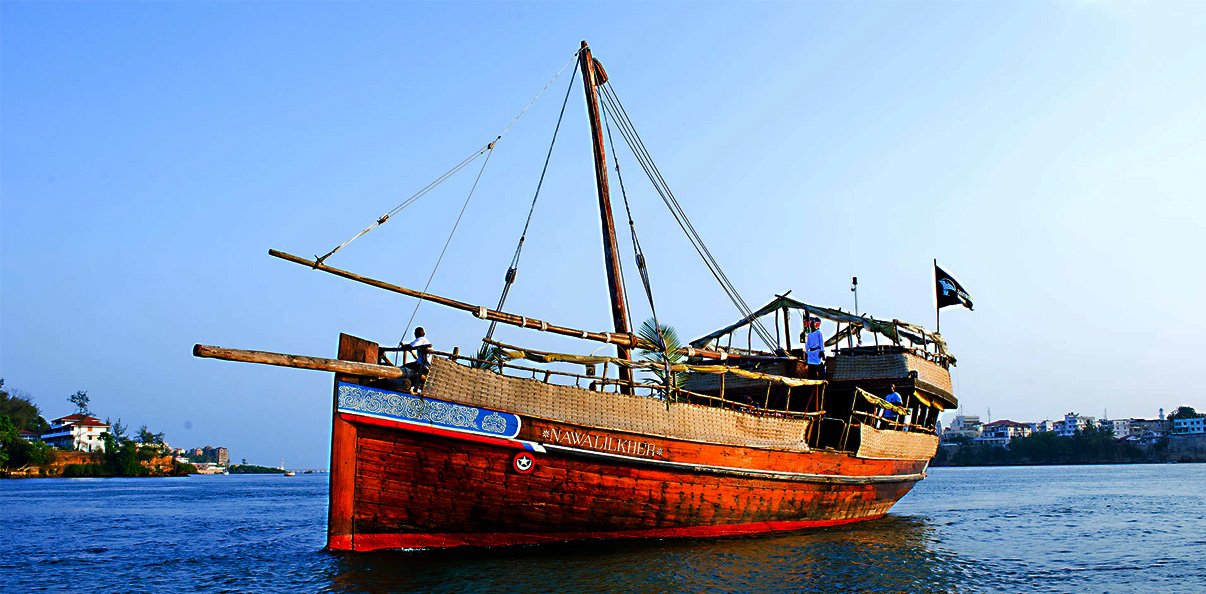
xmin=930 ymin=459 xmax=1203 ymax=468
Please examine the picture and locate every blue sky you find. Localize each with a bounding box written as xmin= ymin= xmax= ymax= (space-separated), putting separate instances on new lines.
xmin=3 ymin=2 xmax=1203 ymax=467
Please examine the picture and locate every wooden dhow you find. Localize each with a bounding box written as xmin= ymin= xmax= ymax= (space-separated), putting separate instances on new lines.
xmin=195 ymin=42 xmax=958 ymax=551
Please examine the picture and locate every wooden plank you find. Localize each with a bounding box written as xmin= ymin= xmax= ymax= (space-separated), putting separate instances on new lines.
xmin=327 ymin=333 xmax=376 ymax=550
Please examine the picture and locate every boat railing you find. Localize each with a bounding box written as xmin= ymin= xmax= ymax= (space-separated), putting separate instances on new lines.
xmin=414 ymin=348 xmax=822 ymax=421
xmin=849 ymin=410 xmax=936 ymax=435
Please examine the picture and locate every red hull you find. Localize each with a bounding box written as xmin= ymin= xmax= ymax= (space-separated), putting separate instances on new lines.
xmin=327 ymin=335 xmax=927 ymax=552
xmin=352 ymin=516 xmax=880 ymax=550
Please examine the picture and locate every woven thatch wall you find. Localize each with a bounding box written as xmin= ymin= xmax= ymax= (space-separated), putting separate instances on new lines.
xmin=856 ymin=425 xmax=939 ymax=460
xmin=424 ymin=358 xmax=810 ymax=450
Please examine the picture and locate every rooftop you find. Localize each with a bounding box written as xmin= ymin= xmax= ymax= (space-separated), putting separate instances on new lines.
xmin=983 ymin=419 xmax=1029 ymax=428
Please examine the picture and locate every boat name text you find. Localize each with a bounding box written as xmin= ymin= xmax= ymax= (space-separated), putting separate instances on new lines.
xmin=542 ymin=427 xmax=664 ymax=458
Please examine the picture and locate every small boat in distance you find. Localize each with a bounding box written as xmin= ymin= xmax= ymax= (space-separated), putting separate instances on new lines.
xmin=195 ymin=41 xmax=957 ymax=551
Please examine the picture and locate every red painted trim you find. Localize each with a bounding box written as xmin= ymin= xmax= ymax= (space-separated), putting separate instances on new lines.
xmin=350 ymin=515 xmax=884 ymax=551
xmin=339 ymin=412 xmax=526 ymax=451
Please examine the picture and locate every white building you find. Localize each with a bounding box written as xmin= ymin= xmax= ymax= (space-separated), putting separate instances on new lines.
xmin=1129 ymin=418 xmax=1168 ymax=439
xmin=1054 ymin=412 xmax=1095 ymax=437
xmin=40 ymin=414 xmax=110 ymax=453
xmin=1101 ymin=418 xmax=1131 ymax=439
xmin=942 ymin=415 xmax=982 ymax=443
xmin=1172 ymin=417 xmax=1205 ymax=435
xmin=975 ymin=420 xmax=1033 ymax=447
xmin=1033 ymin=420 xmax=1055 ymax=433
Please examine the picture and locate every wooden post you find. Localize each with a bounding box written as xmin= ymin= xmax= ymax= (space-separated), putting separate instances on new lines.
xmin=580 ymin=41 xmax=632 ymax=390
xmin=782 ymin=306 xmax=792 ymax=352
xmin=327 ymin=333 xmax=377 ymax=551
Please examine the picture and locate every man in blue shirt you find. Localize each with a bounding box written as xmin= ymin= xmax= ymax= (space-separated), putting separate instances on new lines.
xmin=804 ymin=317 xmax=825 ymax=378
xmin=882 ymin=384 xmax=904 ymax=427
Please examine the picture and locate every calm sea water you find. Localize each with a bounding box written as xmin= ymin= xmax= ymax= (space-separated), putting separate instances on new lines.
xmin=2 ymin=464 xmax=1203 ymax=593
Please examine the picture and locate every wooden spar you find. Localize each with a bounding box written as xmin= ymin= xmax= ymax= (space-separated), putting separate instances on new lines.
xmin=580 ymin=40 xmax=633 ymax=389
xmin=193 ymin=344 xmax=404 ymax=379
xmin=265 ymin=250 xmax=799 ymax=363
xmin=268 ymin=249 xmax=643 ymax=349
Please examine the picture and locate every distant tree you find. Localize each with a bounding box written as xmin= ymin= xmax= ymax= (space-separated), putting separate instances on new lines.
xmin=105 ymin=417 xmax=129 ymax=441
xmin=0 ymin=413 xmax=16 ymax=467
xmin=0 ymin=413 xmax=55 ymax=469
xmin=136 ymin=425 xmax=165 ymax=445
xmin=69 ymin=390 xmax=91 ymax=416
xmin=229 ymin=463 xmax=287 ymax=474
xmin=1168 ymin=406 xmax=1200 ymax=420
xmin=0 ymin=380 xmax=49 ymax=433
xmin=22 ymin=440 xmax=54 ymax=466
xmin=115 ymin=441 xmax=144 ymax=476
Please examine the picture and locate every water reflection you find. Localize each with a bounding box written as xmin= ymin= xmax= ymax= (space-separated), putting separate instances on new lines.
xmin=322 ymin=515 xmax=970 ymax=593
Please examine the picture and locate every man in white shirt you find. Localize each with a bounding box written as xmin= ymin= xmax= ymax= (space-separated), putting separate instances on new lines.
xmin=805 ymin=317 xmax=825 ymax=377
xmin=401 ymin=327 xmax=433 ymax=374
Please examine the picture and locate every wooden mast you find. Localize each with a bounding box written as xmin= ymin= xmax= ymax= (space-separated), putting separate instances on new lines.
xmin=580 ymin=40 xmax=633 ymax=388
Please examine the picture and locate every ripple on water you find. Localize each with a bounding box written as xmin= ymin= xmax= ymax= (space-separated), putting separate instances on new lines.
xmin=3 ymin=466 xmax=1206 ymax=592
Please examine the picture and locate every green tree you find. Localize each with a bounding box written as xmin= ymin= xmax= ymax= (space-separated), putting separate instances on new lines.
xmin=636 ymin=318 xmax=687 ymax=397
xmin=1168 ymin=406 xmax=1200 ymax=420
xmin=0 ymin=413 xmax=16 ymax=467
xmin=0 ymin=380 xmax=49 ymax=433
xmin=136 ymin=425 xmax=165 ymax=445
xmin=0 ymin=413 xmax=55 ymax=469
xmin=105 ymin=417 xmax=128 ymax=441
xmin=69 ymin=390 xmax=91 ymax=416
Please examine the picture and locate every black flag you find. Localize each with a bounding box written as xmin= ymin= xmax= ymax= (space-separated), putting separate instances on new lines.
xmin=935 ymin=262 xmax=973 ymax=310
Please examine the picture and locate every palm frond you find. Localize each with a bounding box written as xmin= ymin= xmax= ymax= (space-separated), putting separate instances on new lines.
xmin=636 ymin=317 xmax=687 ymax=396
xmin=469 ymin=344 xmax=502 ymax=371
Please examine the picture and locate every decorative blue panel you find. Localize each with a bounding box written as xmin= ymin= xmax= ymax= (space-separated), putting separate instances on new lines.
xmin=336 ymin=382 xmax=521 ymax=439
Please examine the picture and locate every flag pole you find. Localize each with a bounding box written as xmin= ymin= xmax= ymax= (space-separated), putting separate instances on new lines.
xmin=934 ymin=258 xmax=941 ymax=335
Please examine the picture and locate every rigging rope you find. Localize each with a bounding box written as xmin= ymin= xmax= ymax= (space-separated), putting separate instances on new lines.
xmin=596 ymin=82 xmax=778 ymax=350
xmin=396 ymin=144 xmax=497 ymax=358
xmin=601 ymin=99 xmax=675 ymax=394
xmin=314 ymin=143 xmax=491 ymax=266
xmin=312 ymin=50 xmax=582 ymax=267
xmin=600 ymin=83 xmax=774 ymax=348
xmin=484 ymin=59 xmax=580 ymax=343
